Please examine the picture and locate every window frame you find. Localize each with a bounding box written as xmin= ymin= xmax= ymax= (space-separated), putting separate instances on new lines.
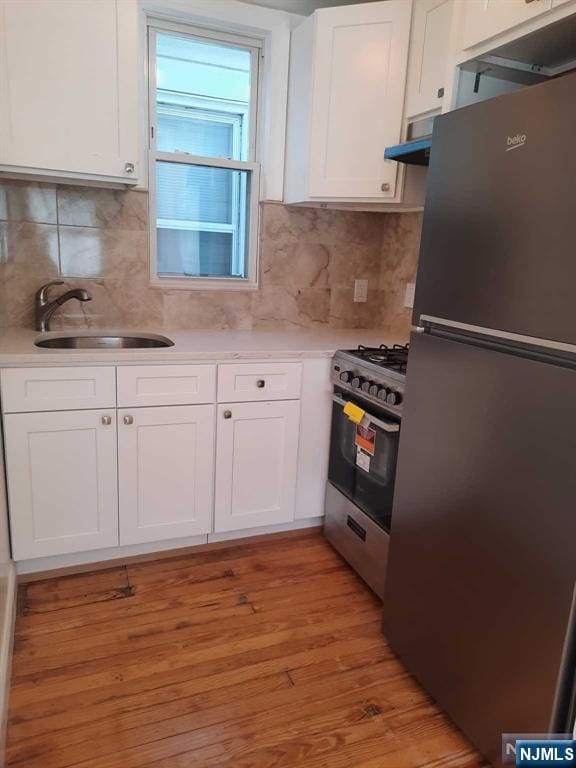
xmin=147 ymin=20 xmax=262 ymax=290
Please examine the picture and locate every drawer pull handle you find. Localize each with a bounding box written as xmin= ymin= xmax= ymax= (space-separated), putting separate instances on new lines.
xmin=256 ymin=379 xmax=266 ymax=388
xmin=346 ymin=515 xmax=367 ymax=542
xmin=123 ymin=415 xmax=134 ymax=425
xmin=101 ymin=415 xmax=112 ymax=426
xmin=223 ymin=410 xmax=232 ymax=419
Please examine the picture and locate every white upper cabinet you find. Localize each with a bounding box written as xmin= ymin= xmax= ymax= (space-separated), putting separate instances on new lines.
xmin=284 ymin=0 xmax=412 ymax=204
xmin=460 ymin=0 xmax=552 ymax=50
xmin=0 ymin=0 xmax=139 ymax=184
xmin=118 ymin=405 xmax=215 ymax=546
xmin=405 ymin=0 xmax=454 ymax=119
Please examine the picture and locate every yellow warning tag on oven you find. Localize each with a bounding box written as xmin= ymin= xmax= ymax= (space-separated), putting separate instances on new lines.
xmin=343 ymin=401 xmax=365 ymax=424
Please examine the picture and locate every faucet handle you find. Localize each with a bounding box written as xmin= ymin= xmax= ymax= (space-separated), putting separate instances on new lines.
xmin=36 ymin=281 xmax=64 ymax=305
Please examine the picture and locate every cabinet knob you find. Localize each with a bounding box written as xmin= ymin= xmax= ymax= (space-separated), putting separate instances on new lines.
xmin=437 ymin=87 xmax=445 ymax=98
xmin=123 ymin=415 xmax=134 ymax=425
xmin=381 ymin=182 xmax=390 ymax=192
xmin=256 ymin=379 xmax=266 ymax=388
xmin=101 ymin=415 xmax=112 ymax=426
xmin=124 ymin=162 xmax=135 ymax=173
xmin=223 ymin=410 xmax=232 ymax=419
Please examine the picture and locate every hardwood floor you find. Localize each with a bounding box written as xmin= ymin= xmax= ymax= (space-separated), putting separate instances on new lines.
xmin=6 ymin=532 xmax=486 ymax=768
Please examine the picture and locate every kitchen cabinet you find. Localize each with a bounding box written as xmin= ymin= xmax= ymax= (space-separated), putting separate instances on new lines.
xmin=217 ymin=362 xmax=302 ymax=403
xmin=460 ymin=0 xmax=552 ymax=51
xmin=3 ymin=410 xmax=118 ymax=560
xmin=117 ymin=365 xmax=216 ymax=408
xmin=405 ymin=0 xmax=454 ymax=119
xmin=215 ymin=400 xmax=300 ymax=533
xmin=0 ymin=0 xmax=139 ymax=185
xmin=118 ymin=405 xmax=215 ymax=546
xmin=284 ymin=0 xmax=412 ymax=204
xmin=1 ymin=360 xmax=322 ymax=566
xmin=1 ymin=366 xmax=116 ymax=413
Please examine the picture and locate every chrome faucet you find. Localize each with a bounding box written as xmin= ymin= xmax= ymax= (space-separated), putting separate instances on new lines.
xmin=35 ymin=281 xmax=92 ymax=332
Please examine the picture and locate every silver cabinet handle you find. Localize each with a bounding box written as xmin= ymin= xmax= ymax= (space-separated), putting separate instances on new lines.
xmin=123 ymin=415 xmax=134 ymax=425
xmin=256 ymin=379 xmax=265 ymax=388
xmin=223 ymin=410 xmax=232 ymax=419
xmin=124 ymin=162 xmax=135 ymax=173
xmin=381 ymin=182 xmax=390 ymax=192
xmin=101 ymin=415 xmax=112 ymax=426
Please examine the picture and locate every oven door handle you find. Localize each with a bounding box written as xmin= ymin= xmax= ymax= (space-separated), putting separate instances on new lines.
xmin=332 ymin=394 xmax=400 ymax=433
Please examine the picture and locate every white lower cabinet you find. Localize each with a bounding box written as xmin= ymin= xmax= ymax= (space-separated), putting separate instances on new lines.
xmin=4 ymin=409 xmax=119 ymax=560
xmin=118 ymin=405 xmax=215 ymax=545
xmin=2 ymin=362 xmax=321 ymax=565
xmin=215 ymin=400 xmax=300 ymax=533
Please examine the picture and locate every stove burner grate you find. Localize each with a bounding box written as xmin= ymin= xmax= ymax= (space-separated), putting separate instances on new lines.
xmin=349 ymin=343 xmax=409 ymax=373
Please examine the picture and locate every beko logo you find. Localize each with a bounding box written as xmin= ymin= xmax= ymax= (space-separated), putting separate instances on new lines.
xmin=506 ymin=133 xmax=527 ymax=151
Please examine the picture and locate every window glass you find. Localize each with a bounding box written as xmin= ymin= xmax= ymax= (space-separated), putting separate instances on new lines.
xmin=156 ymin=160 xmax=249 ymax=279
xmin=151 ymin=29 xmax=256 ymax=283
xmin=156 ymin=32 xmax=251 ymax=161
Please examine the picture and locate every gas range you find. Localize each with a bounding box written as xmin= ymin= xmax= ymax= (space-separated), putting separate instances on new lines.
xmin=331 ymin=344 xmax=409 ymax=417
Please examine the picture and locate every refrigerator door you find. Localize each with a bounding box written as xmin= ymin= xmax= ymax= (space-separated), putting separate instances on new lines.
xmin=413 ymin=71 xmax=576 ymax=346
xmin=383 ymin=332 xmax=576 ymax=767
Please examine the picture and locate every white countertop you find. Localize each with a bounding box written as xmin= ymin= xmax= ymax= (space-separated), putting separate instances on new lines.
xmin=0 ymin=329 xmax=408 ymax=366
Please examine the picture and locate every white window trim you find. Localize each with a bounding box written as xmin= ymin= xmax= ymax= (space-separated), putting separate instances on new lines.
xmin=147 ymin=20 xmax=262 ymax=290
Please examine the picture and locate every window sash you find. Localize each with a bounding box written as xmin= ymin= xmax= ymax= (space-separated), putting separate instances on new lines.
xmin=148 ymin=22 xmax=260 ymax=163
xmin=147 ymin=21 xmax=261 ymax=289
xmin=148 ymin=154 xmax=260 ymax=289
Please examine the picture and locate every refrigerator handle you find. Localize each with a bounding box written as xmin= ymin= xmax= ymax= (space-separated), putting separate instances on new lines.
xmin=550 ymin=581 xmax=576 ymax=735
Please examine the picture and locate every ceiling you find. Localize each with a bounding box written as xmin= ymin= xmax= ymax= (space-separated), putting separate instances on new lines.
xmin=241 ymin=0 xmax=381 ymax=16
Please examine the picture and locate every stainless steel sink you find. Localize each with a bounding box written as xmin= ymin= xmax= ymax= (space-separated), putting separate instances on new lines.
xmin=34 ymin=333 xmax=174 ymax=349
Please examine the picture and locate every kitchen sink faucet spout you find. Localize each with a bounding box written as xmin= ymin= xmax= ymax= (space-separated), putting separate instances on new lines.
xmin=35 ymin=281 xmax=92 ymax=332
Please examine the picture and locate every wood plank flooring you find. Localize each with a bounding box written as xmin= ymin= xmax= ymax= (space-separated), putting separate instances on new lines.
xmin=6 ymin=532 xmax=487 ymax=768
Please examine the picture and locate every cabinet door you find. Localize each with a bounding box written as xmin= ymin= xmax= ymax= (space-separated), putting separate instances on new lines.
xmin=461 ymin=0 xmax=551 ymax=50
xmin=0 ymin=0 xmax=138 ymax=183
xmin=215 ymin=401 xmax=300 ymax=533
xmin=118 ymin=406 xmax=215 ymax=545
xmin=405 ymin=0 xmax=453 ymax=119
xmin=4 ymin=410 xmax=118 ymax=560
xmin=308 ymin=1 xmax=411 ymax=199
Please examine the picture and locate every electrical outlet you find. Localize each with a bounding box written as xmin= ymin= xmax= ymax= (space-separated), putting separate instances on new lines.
xmin=404 ymin=282 xmax=416 ymax=309
xmin=354 ymin=279 xmax=368 ymax=303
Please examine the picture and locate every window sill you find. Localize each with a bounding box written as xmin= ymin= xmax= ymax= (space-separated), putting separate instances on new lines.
xmin=149 ymin=277 xmax=259 ymax=291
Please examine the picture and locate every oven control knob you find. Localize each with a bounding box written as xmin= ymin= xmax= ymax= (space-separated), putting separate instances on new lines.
xmin=339 ymin=371 xmax=352 ymax=383
xmin=351 ymin=376 xmax=364 ymax=389
xmin=368 ymin=383 xmax=380 ymax=397
xmin=386 ymin=390 xmax=402 ymax=406
xmin=377 ymin=387 xmax=389 ymax=400
xmin=361 ymin=379 xmax=372 ymax=393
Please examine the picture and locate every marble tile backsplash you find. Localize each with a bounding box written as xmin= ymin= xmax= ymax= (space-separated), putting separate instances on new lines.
xmin=0 ymin=180 xmax=422 ymax=335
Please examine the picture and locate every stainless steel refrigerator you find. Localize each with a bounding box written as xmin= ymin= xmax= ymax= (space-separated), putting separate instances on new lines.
xmin=382 ymin=71 xmax=576 ymax=767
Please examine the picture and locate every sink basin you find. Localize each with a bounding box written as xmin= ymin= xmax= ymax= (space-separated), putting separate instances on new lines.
xmin=35 ymin=334 xmax=174 ymax=349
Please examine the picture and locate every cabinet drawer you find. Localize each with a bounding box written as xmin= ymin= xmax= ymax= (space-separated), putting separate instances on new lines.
xmin=1 ymin=367 xmax=116 ymax=413
xmin=217 ymin=363 xmax=302 ymax=402
xmin=117 ymin=365 xmax=216 ymax=407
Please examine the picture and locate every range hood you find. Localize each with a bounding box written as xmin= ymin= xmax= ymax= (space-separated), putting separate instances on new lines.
xmin=384 ymin=115 xmax=435 ymax=166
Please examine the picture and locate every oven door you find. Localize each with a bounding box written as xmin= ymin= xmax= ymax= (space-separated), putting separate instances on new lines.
xmin=328 ymin=392 xmax=400 ymax=531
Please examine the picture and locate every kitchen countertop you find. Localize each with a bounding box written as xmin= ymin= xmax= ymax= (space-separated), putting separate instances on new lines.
xmin=0 ymin=329 xmax=409 ymax=367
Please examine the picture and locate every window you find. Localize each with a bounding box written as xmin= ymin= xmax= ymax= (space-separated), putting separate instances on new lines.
xmin=148 ymin=23 xmax=261 ymax=288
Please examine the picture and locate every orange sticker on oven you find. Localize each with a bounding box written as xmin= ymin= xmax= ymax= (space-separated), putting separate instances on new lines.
xmin=355 ymin=425 xmax=376 ymax=456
